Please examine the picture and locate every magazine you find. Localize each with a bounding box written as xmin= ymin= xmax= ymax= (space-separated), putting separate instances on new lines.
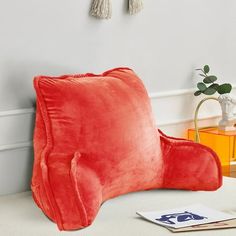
xmin=136 ymin=204 xmax=236 ymax=229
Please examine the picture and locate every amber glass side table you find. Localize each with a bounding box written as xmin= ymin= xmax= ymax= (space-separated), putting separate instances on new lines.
xmin=188 ymin=127 xmax=236 ymax=176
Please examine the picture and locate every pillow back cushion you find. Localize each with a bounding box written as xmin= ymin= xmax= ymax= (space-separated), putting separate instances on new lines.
xmin=32 ymin=68 xmax=163 ymax=230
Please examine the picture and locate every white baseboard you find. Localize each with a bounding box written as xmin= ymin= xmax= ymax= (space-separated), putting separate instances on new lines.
xmin=0 ymin=141 xmax=33 ymax=152
xmin=0 ymin=108 xmax=35 ymax=117
xmin=0 ymin=85 xmax=235 ymax=151
xmin=0 ymin=109 xmax=35 ymax=149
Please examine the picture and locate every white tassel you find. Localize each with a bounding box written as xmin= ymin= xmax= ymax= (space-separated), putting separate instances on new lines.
xmin=90 ymin=0 xmax=112 ymax=19
xmin=129 ymin=0 xmax=143 ymax=15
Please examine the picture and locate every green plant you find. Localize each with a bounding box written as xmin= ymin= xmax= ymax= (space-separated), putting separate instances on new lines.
xmin=193 ymin=65 xmax=233 ymax=143
xmin=194 ymin=65 xmax=232 ymax=96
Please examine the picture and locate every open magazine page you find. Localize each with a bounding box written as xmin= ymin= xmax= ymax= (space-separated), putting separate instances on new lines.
xmin=136 ymin=204 xmax=236 ymax=229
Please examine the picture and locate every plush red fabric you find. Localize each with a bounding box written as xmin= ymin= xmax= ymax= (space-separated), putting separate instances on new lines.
xmin=32 ymin=67 xmax=222 ymax=231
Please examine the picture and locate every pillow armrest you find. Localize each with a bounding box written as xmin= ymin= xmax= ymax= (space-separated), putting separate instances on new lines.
xmin=35 ymin=152 xmax=102 ymax=231
xmin=159 ymin=130 xmax=222 ymax=191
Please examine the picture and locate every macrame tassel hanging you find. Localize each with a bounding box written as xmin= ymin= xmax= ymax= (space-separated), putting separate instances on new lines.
xmin=129 ymin=0 xmax=143 ymax=15
xmin=90 ymin=0 xmax=112 ymax=19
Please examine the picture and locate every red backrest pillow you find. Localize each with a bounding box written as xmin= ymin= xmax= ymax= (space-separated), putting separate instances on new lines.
xmin=32 ymin=67 xmax=222 ymax=231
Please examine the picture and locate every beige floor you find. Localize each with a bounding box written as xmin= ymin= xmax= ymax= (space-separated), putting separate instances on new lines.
xmin=1 ymin=177 xmax=236 ymax=236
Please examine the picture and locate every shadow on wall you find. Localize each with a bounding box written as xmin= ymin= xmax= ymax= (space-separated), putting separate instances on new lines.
xmin=179 ymin=68 xmax=196 ymax=118
xmin=0 ymin=147 xmax=34 ymax=195
xmin=0 ymin=60 xmax=84 ymax=195
xmin=1 ymin=60 xmax=85 ymax=110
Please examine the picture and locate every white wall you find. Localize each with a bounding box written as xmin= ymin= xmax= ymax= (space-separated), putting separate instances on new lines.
xmin=0 ymin=0 xmax=236 ymax=110
xmin=0 ymin=0 xmax=236 ymax=195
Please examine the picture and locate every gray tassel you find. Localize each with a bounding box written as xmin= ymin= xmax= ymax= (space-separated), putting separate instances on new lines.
xmin=129 ymin=0 xmax=143 ymax=15
xmin=90 ymin=0 xmax=112 ymax=19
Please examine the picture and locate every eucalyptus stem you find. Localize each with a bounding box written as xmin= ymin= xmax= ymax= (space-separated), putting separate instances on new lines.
xmin=194 ymin=97 xmax=219 ymax=143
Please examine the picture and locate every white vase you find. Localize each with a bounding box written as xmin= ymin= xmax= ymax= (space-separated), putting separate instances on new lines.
xmin=218 ymin=94 xmax=236 ymax=131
